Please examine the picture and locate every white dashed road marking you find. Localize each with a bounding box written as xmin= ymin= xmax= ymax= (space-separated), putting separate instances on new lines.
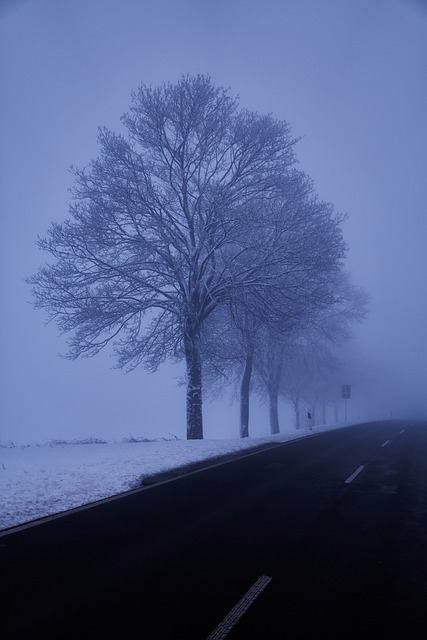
xmin=206 ymin=575 xmax=272 ymax=640
xmin=344 ymin=465 xmax=366 ymax=484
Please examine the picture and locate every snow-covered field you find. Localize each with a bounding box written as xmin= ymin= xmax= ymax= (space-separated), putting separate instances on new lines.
xmin=0 ymin=423 xmax=347 ymax=532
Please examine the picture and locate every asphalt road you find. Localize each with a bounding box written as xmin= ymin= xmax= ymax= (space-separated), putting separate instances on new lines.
xmin=2 ymin=420 xmax=427 ymax=638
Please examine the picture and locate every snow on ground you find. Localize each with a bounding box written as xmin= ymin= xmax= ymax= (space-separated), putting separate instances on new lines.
xmin=0 ymin=423 xmax=349 ymax=532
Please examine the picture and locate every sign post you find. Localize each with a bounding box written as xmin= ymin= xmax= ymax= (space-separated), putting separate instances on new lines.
xmin=342 ymin=384 xmax=351 ymax=421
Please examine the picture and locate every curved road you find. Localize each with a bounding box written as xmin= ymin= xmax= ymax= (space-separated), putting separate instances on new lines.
xmin=2 ymin=420 xmax=427 ymax=637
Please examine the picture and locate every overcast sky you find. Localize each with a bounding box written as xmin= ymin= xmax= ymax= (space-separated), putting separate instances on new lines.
xmin=1 ymin=0 xmax=426 ymax=443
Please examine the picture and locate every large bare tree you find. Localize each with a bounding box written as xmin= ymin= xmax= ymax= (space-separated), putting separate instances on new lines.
xmin=28 ymin=74 xmax=299 ymax=439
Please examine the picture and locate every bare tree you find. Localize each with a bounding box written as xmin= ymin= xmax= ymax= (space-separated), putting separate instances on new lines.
xmin=200 ymin=169 xmax=349 ymax=437
xmin=234 ymin=190 xmax=349 ymax=436
xmin=279 ymin=271 xmax=369 ymax=429
xmin=280 ymin=336 xmax=343 ymax=428
xmin=27 ymin=74 xmax=299 ymax=439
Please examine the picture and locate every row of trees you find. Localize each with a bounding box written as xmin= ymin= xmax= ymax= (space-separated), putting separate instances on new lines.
xmin=203 ymin=267 xmax=368 ymax=436
xmin=28 ymin=74 xmax=368 ymax=439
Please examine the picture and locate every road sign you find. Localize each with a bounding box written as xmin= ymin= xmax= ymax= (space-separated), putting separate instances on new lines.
xmin=342 ymin=384 xmax=351 ymax=399
xmin=342 ymin=384 xmax=351 ymax=422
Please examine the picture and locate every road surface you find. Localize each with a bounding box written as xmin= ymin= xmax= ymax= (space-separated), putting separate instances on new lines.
xmin=2 ymin=420 xmax=427 ymax=637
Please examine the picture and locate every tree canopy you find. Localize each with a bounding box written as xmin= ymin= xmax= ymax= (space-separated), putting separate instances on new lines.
xmin=28 ymin=74 xmax=361 ymax=439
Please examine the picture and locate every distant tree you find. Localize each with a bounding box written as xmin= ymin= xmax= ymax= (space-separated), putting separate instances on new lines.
xmin=27 ymin=74 xmax=299 ymax=439
xmin=279 ymin=336 xmax=342 ymax=429
xmin=238 ymin=191 xmax=349 ymax=436
xmin=279 ymin=271 xmax=369 ymax=429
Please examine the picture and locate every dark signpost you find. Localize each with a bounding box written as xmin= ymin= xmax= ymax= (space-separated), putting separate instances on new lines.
xmin=342 ymin=384 xmax=351 ymax=421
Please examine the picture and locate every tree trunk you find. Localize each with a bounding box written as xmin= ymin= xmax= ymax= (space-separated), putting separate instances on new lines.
xmin=267 ymin=356 xmax=282 ymax=435
xmin=322 ymin=401 xmax=327 ymax=424
xmin=184 ymin=331 xmax=203 ymax=439
xmin=240 ymin=348 xmax=254 ymax=438
xmin=269 ymin=387 xmax=280 ymax=434
xmin=293 ymin=394 xmax=300 ymax=429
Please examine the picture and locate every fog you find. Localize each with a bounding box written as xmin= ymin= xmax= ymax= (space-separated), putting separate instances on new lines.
xmin=1 ymin=0 xmax=426 ymax=444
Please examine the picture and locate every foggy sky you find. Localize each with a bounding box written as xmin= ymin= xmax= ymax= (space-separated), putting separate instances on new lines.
xmin=1 ymin=0 xmax=426 ymax=443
